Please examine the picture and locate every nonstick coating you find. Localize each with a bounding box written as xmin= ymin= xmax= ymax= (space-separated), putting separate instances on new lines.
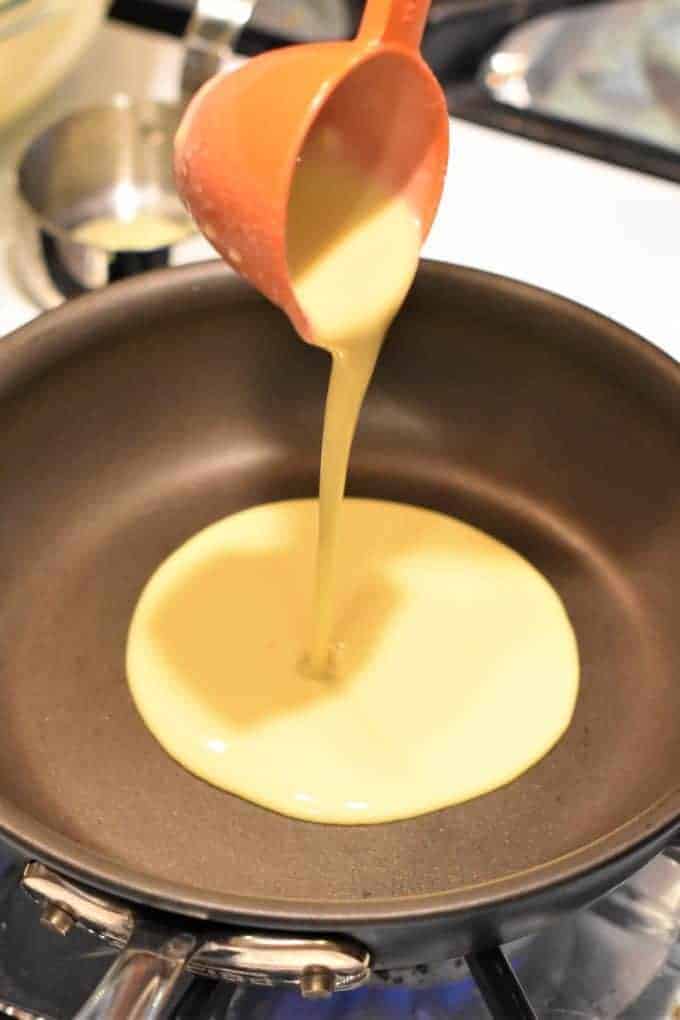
xmin=0 ymin=261 xmax=678 ymax=963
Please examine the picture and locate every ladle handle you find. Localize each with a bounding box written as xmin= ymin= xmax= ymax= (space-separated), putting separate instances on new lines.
xmin=358 ymin=0 xmax=432 ymax=49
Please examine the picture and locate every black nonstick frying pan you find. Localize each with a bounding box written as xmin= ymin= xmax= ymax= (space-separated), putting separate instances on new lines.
xmin=1 ymin=260 xmax=678 ymax=1019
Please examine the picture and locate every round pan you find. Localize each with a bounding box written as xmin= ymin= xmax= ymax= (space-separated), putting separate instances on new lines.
xmin=0 ymin=260 xmax=678 ymax=966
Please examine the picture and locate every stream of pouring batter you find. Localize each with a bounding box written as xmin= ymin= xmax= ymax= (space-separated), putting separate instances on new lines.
xmin=127 ymin=130 xmax=580 ymax=824
xmin=287 ymin=135 xmax=421 ymax=673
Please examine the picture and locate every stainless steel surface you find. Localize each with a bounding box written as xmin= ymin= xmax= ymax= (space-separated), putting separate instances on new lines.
xmin=23 ymin=862 xmax=134 ymax=948
xmin=249 ymin=0 xmax=351 ymax=41
xmin=480 ymin=0 xmax=680 ymax=156
xmin=0 ymin=1002 xmax=54 ymax=1020
xmin=13 ymin=98 xmax=195 ymax=308
xmin=73 ymin=930 xmax=196 ymax=1020
xmin=643 ymin=2 xmax=680 ymax=124
xmin=190 ymin=933 xmax=371 ymax=992
xmin=180 ymin=0 xmax=255 ymax=101
xmin=23 ymin=861 xmax=371 ymax=1006
xmin=6 ymin=849 xmax=680 ymax=1018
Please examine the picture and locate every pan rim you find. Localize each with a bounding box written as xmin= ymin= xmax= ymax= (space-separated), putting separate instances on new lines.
xmin=0 ymin=792 xmax=677 ymax=925
xmin=1 ymin=258 xmax=678 ymax=927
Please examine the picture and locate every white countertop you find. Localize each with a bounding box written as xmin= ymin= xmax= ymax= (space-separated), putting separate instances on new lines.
xmin=1 ymin=20 xmax=679 ymax=362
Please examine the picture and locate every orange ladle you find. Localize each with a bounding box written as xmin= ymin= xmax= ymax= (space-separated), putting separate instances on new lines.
xmin=174 ymin=0 xmax=449 ymax=345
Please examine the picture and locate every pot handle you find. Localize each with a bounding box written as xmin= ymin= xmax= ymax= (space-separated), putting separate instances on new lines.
xmin=74 ymin=929 xmax=196 ymax=1020
xmin=181 ymin=0 xmax=257 ymax=102
xmin=22 ymin=862 xmax=370 ymax=1016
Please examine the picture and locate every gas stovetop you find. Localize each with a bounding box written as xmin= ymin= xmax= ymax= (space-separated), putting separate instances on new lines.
xmin=110 ymin=0 xmax=680 ymax=184
xmin=0 ymin=16 xmax=679 ymax=1020
xmin=0 ymin=840 xmax=678 ymax=1018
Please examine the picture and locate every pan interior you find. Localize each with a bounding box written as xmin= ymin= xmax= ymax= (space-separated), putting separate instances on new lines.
xmin=0 ymin=264 xmax=678 ymax=904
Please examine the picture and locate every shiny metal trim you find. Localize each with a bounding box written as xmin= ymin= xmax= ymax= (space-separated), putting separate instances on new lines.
xmin=13 ymin=100 xmax=193 ymax=310
xmin=22 ymin=862 xmax=134 ymax=947
xmin=190 ymin=933 xmax=370 ymax=992
xmin=21 ymin=862 xmax=371 ymax=996
xmin=181 ymin=0 xmax=256 ymax=101
xmin=665 ymin=834 xmax=680 ymax=866
xmin=0 ymin=1001 xmax=56 ymax=1020
xmin=73 ymin=931 xmax=196 ymax=1020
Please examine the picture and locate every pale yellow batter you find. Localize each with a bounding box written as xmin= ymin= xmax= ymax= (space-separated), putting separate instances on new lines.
xmin=286 ymin=133 xmax=421 ymax=672
xmin=127 ymin=499 xmax=578 ymax=823
xmin=128 ymin=125 xmax=580 ymax=823
xmin=72 ymin=211 xmax=191 ymax=251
